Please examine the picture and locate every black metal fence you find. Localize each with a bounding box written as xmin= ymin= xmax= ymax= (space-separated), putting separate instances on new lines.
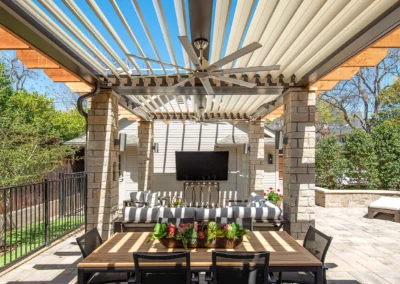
xmin=0 ymin=172 xmax=86 ymax=270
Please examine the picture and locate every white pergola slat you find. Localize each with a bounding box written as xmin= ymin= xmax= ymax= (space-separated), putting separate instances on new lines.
xmin=209 ymin=0 xmax=231 ymax=64
xmin=63 ymin=0 xmax=132 ymax=76
xmin=174 ymin=0 xmax=190 ymax=69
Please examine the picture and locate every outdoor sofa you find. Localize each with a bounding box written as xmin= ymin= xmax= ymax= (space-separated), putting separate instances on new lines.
xmin=118 ymin=191 xmax=287 ymax=232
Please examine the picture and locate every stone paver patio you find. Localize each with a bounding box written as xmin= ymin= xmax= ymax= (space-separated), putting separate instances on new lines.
xmin=0 ymin=206 xmax=399 ymax=284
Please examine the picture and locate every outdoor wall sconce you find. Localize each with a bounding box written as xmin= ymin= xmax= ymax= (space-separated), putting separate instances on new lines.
xmin=152 ymin=142 xmax=159 ymax=153
xmin=283 ymin=137 xmax=289 ymax=145
xmin=268 ymin=154 xmax=273 ymax=164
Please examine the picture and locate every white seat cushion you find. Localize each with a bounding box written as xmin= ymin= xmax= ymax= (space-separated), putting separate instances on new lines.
xmin=123 ymin=207 xmax=159 ymax=223
xmin=369 ymin=197 xmax=400 ymax=210
xmin=159 ymin=207 xmax=196 ymax=219
xmin=195 ymin=208 xmax=234 ymax=221
xmin=233 ymin=204 xmax=281 ymax=220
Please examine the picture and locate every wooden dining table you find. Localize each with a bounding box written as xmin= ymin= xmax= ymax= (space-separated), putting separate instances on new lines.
xmin=77 ymin=231 xmax=323 ymax=284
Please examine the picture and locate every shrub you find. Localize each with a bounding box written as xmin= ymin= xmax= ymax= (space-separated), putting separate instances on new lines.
xmin=371 ymin=121 xmax=400 ymax=189
xmin=343 ymin=129 xmax=378 ymax=188
xmin=316 ymin=135 xmax=346 ymax=189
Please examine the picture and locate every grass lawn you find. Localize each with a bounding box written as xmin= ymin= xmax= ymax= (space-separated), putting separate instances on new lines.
xmin=0 ymin=217 xmax=83 ymax=267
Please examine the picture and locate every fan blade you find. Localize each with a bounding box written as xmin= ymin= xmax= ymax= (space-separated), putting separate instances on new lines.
xmin=178 ymin=36 xmax=202 ymax=70
xmin=207 ymin=42 xmax=262 ymax=72
xmin=200 ymin=78 xmax=214 ymax=95
xmin=210 ymin=65 xmax=280 ymax=74
xmin=169 ymin=76 xmax=194 ymax=89
xmin=126 ymin=54 xmax=194 ymax=73
xmin=210 ymin=75 xmax=256 ymax=88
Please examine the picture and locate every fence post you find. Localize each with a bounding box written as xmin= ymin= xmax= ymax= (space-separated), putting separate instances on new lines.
xmin=59 ymin=173 xmax=65 ymax=217
xmin=84 ymin=173 xmax=87 ymax=233
xmin=44 ymin=179 xmax=50 ymax=246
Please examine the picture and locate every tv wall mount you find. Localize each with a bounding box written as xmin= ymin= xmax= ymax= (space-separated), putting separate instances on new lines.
xmin=182 ymin=182 xmax=220 ymax=208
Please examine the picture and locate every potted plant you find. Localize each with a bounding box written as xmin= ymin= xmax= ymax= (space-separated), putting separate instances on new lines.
xmin=265 ymin=187 xmax=283 ymax=207
xmin=148 ymin=221 xmax=249 ymax=249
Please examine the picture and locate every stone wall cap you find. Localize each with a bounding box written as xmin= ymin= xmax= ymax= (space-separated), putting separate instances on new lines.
xmin=315 ymin=186 xmax=400 ymax=195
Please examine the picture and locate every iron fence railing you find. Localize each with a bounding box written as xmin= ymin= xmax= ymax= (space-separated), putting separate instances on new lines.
xmin=0 ymin=172 xmax=86 ymax=270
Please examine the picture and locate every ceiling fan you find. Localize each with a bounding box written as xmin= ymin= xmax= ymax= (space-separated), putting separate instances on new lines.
xmin=126 ymin=36 xmax=280 ymax=96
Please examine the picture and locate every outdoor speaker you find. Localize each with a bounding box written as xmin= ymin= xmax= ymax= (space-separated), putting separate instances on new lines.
xmin=119 ymin=133 xmax=127 ymax=152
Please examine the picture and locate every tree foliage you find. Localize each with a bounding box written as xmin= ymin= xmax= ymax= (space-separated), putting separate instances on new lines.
xmin=371 ymin=121 xmax=400 ymax=189
xmin=316 ymin=135 xmax=346 ymax=189
xmin=0 ymin=63 xmax=84 ymax=187
xmin=319 ymin=49 xmax=400 ymax=133
xmin=343 ymin=129 xmax=378 ymax=188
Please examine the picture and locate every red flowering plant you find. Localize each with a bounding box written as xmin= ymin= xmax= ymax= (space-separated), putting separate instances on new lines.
xmin=265 ymin=187 xmax=283 ymax=205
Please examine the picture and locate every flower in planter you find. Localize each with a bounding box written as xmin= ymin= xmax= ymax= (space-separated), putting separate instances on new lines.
xmin=224 ymin=224 xmax=232 ymax=232
xmin=266 ymin=188 xmax=283 ymax=204
xmin=198 ymin=231 xmax=206 ymax=240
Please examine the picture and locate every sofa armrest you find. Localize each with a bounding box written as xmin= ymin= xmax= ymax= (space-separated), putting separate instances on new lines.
xmin=123 ymin=200 xmax=149 ymax=208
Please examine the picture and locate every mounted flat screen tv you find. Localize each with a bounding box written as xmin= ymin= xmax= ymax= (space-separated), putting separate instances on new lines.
xmin=175 ymin=151 xmax=229 ymax=181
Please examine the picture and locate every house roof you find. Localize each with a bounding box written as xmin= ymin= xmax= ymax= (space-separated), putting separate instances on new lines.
xmin=216 ymin=135 xmax=274 ymax=146
xmin=65 ymin=134 xmax=138 ymax=147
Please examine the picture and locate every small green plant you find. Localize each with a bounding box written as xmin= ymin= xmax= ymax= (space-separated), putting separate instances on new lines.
xmin=265 ymin=187 xmax=282 ymax=204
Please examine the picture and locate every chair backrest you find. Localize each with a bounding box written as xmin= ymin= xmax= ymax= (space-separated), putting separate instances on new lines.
xmin=212 ymin=250 xmax=270 ymax=284
xmin=216 ymin=217 xmax=253 ymax=231
xmin=303 ymin=225 xmax=333 ymax=263
xmin=76 ymin=227 xmax=103 ymax=259
xmin=158 ymin=217 xmax=194 ymax=226
xmin=133 ymin=251 xmax=191 ymax=284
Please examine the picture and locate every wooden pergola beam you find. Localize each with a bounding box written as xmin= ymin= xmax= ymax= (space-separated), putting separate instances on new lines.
xmin=65 ymin=82 xmax=93 ymax=93
xmin=16 ymin=50 xmax=59 ymax=69
xmin=263 ymin=105 xmax=284 ymax=121
xmin=320 ymin=67 xmax=360 ymax=81
xmin=0 ymin=26 xmax=29 ymax=50
xmin=342 ymin=47 xmax=388 ymax=67
xmin=310 ymin=80 xmax=339 ymax=91
xmin=44 ymin=69 xmax=81 ymax=82
xmin=372 ymin=27 xmax=400 ymax=47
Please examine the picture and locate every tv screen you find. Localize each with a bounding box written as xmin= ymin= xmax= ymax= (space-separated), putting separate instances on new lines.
xmin=175 ymin=151 xmax=229 ymax=181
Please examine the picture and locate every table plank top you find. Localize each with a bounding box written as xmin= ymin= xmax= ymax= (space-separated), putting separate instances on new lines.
xmin=78 ymin=231 xmax=322 ymax=268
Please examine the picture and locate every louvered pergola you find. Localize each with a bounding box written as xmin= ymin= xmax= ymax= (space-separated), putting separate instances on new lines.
xmin=1 ymin=0 xmax=399 ymax=240
xmin=1 ymin=0 xmax=399 ymax=122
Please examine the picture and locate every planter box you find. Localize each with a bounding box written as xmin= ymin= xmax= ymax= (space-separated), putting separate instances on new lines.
xmin=315 ymin=187 xmax=400 ymax=208
xmin=158 ymin=237 xmax=243 ymax=249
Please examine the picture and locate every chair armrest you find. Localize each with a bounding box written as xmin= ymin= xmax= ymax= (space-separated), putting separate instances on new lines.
xmin=227 ymin=199 xmax=248 ymax=202
xmin=123 ymin=200 xmax=134 ymax=207
xmin=123 ymin=200 xmax=149 ymax=208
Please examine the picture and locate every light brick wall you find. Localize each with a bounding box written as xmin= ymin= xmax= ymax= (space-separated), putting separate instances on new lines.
xmin=282 ymin=89 xmax=316 ymax=240
xmin=138 ymin=121 xmax=154 ymax=191
xmin=86 ymin=89 xmax=119 ymax=240
xmin=248 ymin=120 xmax=265 ymax=196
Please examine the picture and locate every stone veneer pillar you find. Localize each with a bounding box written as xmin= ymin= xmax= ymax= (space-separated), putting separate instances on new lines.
xmin=282 ymin=88 xmax=316 ymax=240
xmin=138 ymin=121 xmax=154 ymax=191
xmin=86 ymin=88 xmax=119 ymax=240
xmin=248 ymin=120 xmax=265 ymax=196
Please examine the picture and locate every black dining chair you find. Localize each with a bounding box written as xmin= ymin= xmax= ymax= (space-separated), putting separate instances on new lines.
xmin=131 ymin=251 xmax=196 ymax=284
xmin=216 ymin=217 xmax=254 ymax=231
xmin=278 ymin=225 xmax=333 ymax=284
xmin=207 ymin=251 xmax=276 ymax=284
xmin=76 ymin=227 xmax=130 ymax=284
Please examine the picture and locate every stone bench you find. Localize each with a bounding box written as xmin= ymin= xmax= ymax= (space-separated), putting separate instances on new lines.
xmin=368 ymin=197 xmax=400 ymax=222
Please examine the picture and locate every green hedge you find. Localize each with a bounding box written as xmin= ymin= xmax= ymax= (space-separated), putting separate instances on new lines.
xmin=316 ymin=123 xmax=400 ymax=189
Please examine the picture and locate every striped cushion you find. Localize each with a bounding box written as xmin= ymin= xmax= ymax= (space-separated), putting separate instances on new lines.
xmin=147 ymin=192 xmax=160 ymax=207
xmin=233 ymin=205 xmax=281 ymax=220
xmin=159 ymin=207 xmax=196 ymax=219
xmin=130 ymin=190 xmax=152 ymax=207
xmin=246 ymin=193 xmax=264 ymax=207
xmin=123 ymin=207 xmax=159 ymax=223
xmin=195 ymin=208 xmax=234 ymax=221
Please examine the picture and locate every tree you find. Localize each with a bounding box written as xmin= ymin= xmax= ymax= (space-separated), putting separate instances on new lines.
xmin=316 ymin=99 xmax=347 ymax=137
xmin=373 ymin=79 xmax=400 ymax=126
xmin=343 ymin=129 xmax=378 ymax=188
xmin=371 ymin=121 xmax=400 ymax=189
xmin=0 ymin=65 xmax=84 ymax=187
xmin=316 ymin=135 xmax=346 ymax=189
xmin=320 ymin=49 xmax=400 ymax=133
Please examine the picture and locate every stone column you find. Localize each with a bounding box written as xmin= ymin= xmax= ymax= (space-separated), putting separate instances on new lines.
xmin=248 ymin=120 xmax=265 ymax=196
xmin=86 ymin=88 xmax=119 ymax=240
xmin=282 ymin=88 xmax=316 ymax=240
xmin=138 ymin=121 xmax=154 ymax=191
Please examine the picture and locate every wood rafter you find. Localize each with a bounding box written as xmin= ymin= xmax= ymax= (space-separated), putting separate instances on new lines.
xmin=342 ymin=48 xmax=388 ymax=67
xmin=44 ymin=69 xmax=81 ymax=82
xmin=263 ymin=105 xmax=283 ymax=121
xmin=16 ymin=50 xmax=60 ymax=69
xmin=0 ymin=26 xmax=29 ymax=50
